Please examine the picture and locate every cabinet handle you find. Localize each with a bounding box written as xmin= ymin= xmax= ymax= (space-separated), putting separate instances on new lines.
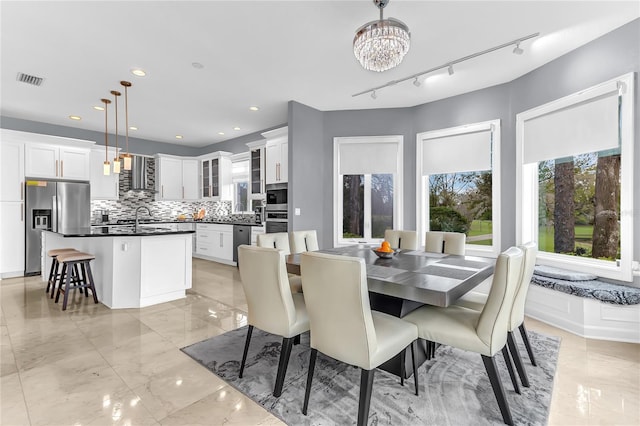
xmin=20 ymin=182 xmax=23 ymax=201
xmin=220 ymin=233 xmax=223 ymax=247
xmin=61 ymin=160 xmax=64 ymax=177
xmin=162 ymin=185 xmax=164 ymax=198
xmin=55 ymin=160 xmax=59 ymax=177
xmin=21 ymin=203 xmax=24 ymax=222
xmin=182 ymin=186 xmax=185 ymax=199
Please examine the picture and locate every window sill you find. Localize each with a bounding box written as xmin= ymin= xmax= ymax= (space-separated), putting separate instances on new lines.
xmin=536 ymin=252 xmax=631 ymax=283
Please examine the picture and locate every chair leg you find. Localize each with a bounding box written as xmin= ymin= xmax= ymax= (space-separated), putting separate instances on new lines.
xmin=302 ymin=348 xmax=318 ymax=415
xmin=519 ymin=323 xmax=538 ymax=367
xmin=357 ymin=368 xmax=375 ymax=426
xmin=46 ymin=257 xmax=57 ymax=293
xmin=54 ymin=263 xmax=67 ymax=303
xmin=52 ymin=262 xmax=66 ymax=299
xmin=482 ymin=355 xmax=514 ymax=426
xmin=294 ymin=334 xmax=301 ymax=345
xmin=84 ymin=262 xmax=99 ymax=304
xmin=501 ymin=346 xmax=521 ymax=395
xmin=411 ymin=341 xmax=419 ymax=396
xmin=239 ymin=325 xmax=254 ymax=379
xmin=61 ymin=262 xmax=73 ymax=311
xmin=507 ymin=332 xmax=530 ymax=388
xmin=400 ymin=348 xmax=406 ymax=386
xmin=273 ymin=337 xmax=294 ymax=397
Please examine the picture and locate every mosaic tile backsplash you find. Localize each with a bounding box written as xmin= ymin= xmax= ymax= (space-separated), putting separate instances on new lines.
xmin=90 ymin=158 xmax=252 ymax=223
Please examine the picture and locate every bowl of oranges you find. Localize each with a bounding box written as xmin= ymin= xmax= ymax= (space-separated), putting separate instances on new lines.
xmin=372 ymin=241 xmax=396 ymax=259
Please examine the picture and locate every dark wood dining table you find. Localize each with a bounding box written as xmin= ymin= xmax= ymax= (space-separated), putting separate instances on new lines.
xmin=285 ymin=245 xmax=496 ymax=378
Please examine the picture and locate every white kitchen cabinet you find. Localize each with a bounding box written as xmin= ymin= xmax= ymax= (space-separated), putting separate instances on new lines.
xmin=0 ymin=133 xmax=25 ymax=277
xmin=251 ymin=226 xmax=265 ymax=245
xmin=263 ymin=126 xmax=288 ymax=184
xmin=25 ymin=143 xmax=91 ymax=180
xmin=90 ymin=147 xmax=119 ymax=200
xmin=1 ymin=139 xmax=25 ymax=202
xmin=200 ymin=152 xmax=232 ymax=200
xmin=0 ymin=201 xmax=25 ymax=277
xmin=194 ymin=223 xmax=233 ymax=264
xmin=182 ymin=159 xmax=199 ymax=200
xmin=156 ymin=155 xmax=199 ymax=200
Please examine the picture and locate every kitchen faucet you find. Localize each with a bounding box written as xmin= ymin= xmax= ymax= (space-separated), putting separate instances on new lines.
xmin=135 ymin=206 xmax=152 ymax=228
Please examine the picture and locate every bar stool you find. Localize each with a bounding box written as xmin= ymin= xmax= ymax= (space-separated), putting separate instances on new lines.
xmin=54 ymin=252 xmax=99 ymax=311
xmin=46 ymin=248 xmax=78 ymax=297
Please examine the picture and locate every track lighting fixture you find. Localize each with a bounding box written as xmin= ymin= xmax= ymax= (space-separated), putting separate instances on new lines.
xmin=353 ymin=31 xmax=539 ymax=98
xmin=513 ymin=42 xmax=524 ymax=55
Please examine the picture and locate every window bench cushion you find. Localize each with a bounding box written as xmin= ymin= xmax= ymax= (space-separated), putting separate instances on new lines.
xmin=531 ymin=266 xmax=640 ymax=306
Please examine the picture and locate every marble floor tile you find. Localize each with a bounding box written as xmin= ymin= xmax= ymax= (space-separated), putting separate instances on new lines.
xmin=132 ymin=357 xmax=227 ymax=421
xmin=0 ymin=372 xmax=30 ymax=425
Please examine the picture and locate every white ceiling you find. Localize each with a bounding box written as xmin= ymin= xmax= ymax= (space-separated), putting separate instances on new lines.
xmin=1 ymin=1 xmax=638 ymax=148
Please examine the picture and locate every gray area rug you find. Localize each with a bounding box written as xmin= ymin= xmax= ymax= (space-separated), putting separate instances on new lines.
xmin=181 ymin=326 xmax=560 ymax=425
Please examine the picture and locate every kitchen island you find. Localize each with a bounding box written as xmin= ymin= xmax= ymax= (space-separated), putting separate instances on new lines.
xmin=42 ymin=226 xmax=194 ymax=309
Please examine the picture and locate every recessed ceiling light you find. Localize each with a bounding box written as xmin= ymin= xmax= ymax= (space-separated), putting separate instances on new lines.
xmin=69 ymin=115 xmax=81 ymax=120
xmin=129 ymin=126 xmax=137 ymax=131
xmin=233 ymin=127 xmax=241 ymax=131
xmin=192 ymin=62 xmax=204 ymax=69
xmin=249 ymin=106 xmax=259 ymax=111
xmin=175 ymin=135 xmax=183 ymax=139
xmin=93 ymin=105 xmax=104 ymax=111
xmin=131 ymin=68 xmax=146 ymax=77
xmin=218 ymin=132 xmax=225 ymax=136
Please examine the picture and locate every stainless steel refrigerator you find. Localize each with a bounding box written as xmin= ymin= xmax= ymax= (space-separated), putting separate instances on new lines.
xmin=25 ymin=180 xmax=90 ymax=275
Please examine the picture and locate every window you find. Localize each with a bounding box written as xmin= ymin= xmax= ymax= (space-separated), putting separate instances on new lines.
xmin=231 ymin=153 xmax=250 ymax=213
xmin=417 ymin=120 xmax=501 ymax=256
xmin=516 ymin=73 xmax=634 ymax=281
xmin=334 ymin=136 xmax=403 ymax=246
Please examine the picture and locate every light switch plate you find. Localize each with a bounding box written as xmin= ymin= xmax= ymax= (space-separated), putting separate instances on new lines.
xmin=295 ymin=208 xmax=301 ymax=216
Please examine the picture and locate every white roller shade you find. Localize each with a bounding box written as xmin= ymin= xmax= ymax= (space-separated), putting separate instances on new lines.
xmin=421 ymin=129 xmax=492 ymax=175
xmin=523 ymin=90 xmax=619 ymax=163
xmin=232 ymin=160 xmax=249 ymax=183
xmin=339 ymin=142 xmax=398 ymax=175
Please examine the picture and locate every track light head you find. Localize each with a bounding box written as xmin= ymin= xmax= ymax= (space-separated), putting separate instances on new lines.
xmin=513 ymin=42 xmax=524 ymax=55
xmin=371 ymin=90 xmax=377 ymax=99
xmin=447 ymin=64 xmax=454 ymax=76
xmin=413 ymin=77 xmax=421 ymax=87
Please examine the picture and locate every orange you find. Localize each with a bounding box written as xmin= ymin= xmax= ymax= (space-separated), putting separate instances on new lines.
xmin=379 ymin=241 xmax=393 ymax=252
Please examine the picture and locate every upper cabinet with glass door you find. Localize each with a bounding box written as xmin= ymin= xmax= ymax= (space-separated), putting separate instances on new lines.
xmin=246 ymin=140 xmax=266 ymax=195
xmin=200 ymin=152 xmax=232 ymax=201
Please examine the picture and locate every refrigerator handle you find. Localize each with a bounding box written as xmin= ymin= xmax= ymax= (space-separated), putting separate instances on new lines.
xmin=52 ymin=196 xmax=58 ymax=231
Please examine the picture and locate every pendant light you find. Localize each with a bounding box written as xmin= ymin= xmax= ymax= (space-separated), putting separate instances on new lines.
xmin=101 ymin=98 xmax=111 ymax=175
xmin=110 ymin=90 xmax=121 ymax=174
xmin=120 ymin=81 xmax=133 ymax=170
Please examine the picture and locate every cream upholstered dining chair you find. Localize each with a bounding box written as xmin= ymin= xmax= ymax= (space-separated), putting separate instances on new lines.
xmin=425 ymin=231 xmax=466 ymax=255
xmin=300 ymin=251 xmax=419 ymax=426
xmin=237 ymin=245 xmax=310 ymax=397
xmin=455 ymin=241 xmax=539 ymax=388
xmin=384 ymin=230 xmax=418 ymax=250
xmin=403 ymin=246 xmax=524 ymax=426
xmin=289 ymin=230 xmax=319 ymax=254
xmin=257 ymin=233 xmax=302 ymax=293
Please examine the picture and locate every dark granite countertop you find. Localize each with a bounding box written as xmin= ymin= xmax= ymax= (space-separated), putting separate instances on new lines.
xmin=91 ymin=219 xmax=263 ymax=227
xmin=50 ymin=226 xmax=196 ymax=237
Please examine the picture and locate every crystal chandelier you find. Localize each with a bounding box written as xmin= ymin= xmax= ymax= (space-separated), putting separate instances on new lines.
xmin=353 ymin=0 xmax=410 ymax=72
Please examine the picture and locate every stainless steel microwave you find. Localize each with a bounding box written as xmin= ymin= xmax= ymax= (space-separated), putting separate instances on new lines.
xmin=266 ymin=183 xmax=287 ymax=211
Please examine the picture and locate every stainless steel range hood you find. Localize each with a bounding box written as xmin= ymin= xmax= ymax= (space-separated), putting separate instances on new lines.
xmin=131 ymin=155 xmax=152 ymax=191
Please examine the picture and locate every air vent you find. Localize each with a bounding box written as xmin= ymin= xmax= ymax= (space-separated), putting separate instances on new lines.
xmin=16 ymin=72 xmax=44 ymax=86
